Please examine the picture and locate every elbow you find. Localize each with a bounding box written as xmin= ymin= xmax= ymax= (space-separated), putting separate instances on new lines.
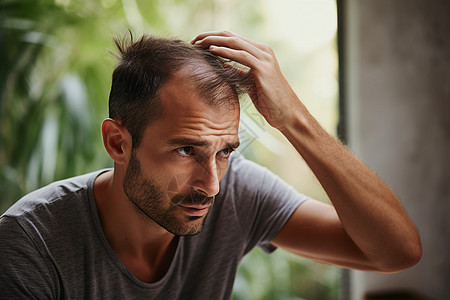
xmin=408 ymin=238 xmax=423 ymax=268
xmin=377 ymin=237 xmax=423 ymax=273
xmin=396 ymin=230 xmax=423 ymax=272
xmin=392 ymin=243 xmax=422 ymax=273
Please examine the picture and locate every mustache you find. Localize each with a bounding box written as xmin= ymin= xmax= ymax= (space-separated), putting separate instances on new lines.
xmin=170 ymin=191 xmax=215 ymax=207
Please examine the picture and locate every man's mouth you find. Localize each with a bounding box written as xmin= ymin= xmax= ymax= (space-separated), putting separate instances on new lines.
xmin=178 ymin=204 xmax=211 ymax=210
xmin=177 ymin=204 xmax=211 ymax=216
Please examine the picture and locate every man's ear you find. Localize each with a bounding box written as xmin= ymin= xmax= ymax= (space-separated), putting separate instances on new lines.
xmin=101 ymin=119 xmax=132 ymax=165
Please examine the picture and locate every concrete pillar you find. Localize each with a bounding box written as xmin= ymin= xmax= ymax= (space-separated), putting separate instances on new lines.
xmin=343 ymin=0 xmax=450 ymax=299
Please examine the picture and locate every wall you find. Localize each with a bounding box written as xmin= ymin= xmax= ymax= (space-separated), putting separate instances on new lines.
xmin=343 ymin=0 xmax=450 ymax=299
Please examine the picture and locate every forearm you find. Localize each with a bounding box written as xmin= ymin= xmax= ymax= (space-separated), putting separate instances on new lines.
xmin=281 ymin=105 xmax=422 ymax=271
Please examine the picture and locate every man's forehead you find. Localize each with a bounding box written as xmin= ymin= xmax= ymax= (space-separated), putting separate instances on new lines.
xmin=148 ymin=74 xmax=240 ymax=136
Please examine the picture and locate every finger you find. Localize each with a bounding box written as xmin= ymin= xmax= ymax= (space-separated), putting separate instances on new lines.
xmin=191 ymin=30 xmax=227 ymax=44
xmin=196 ymin=35 xmax=268 ymax=62
xmin=208 ymin=45 xmax=261 ymax=71
xmin=191 ymin=30 xmax=267 ymax=52
xmin=191 ymin=30 xmax=241 ymax=44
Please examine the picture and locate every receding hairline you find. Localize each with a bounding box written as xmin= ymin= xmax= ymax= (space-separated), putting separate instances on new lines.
xmin=163 ymin=62 xmax=240 ymax=108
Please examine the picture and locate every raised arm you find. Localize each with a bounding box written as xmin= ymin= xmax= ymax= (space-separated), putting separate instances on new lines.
xmin=192 ymin=31 xmax=422 ymax=273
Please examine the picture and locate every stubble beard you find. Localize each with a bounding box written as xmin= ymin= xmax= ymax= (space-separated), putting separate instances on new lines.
xmin=123 ymin=151 xmax=214 ymax=236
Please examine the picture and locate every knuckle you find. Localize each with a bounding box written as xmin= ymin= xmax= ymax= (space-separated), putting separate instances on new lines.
xmin=261 ymin=43 xmax=273 ymax=54
xmin=229 ymin=36 xmax=240 ymax=45
xmin=222 ymin=30 xmax=233 ymax=36
xmin=239 ymin=51 xmax=252 ymax=60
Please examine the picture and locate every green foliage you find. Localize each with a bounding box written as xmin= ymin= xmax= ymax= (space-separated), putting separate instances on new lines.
xmin=0 ymin=0 xmax=120 ymax=211
xmin=233 ymin=248 xmax=339 ymax=300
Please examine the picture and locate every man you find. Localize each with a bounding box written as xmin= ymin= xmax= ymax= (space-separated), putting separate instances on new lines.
xmin=0 ymin=31 xmax=421 ymax=299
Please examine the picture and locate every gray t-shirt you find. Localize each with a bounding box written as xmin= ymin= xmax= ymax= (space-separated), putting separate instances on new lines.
xmin=0 ymin=153 xmax=308 ymax=299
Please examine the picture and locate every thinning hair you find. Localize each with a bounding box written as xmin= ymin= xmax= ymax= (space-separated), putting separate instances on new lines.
xmin=108 ymin=32 xmax=253 ymax=148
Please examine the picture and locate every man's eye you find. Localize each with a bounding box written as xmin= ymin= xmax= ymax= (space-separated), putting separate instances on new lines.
xmin=176 ymin=147 xmax=193 ymax=156
xmin=217 ymin=148 xmax=232 ymax=159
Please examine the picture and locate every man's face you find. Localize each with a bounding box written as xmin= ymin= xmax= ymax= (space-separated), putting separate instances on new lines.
xmin=123 ymin=70 xmax=240 ymax=236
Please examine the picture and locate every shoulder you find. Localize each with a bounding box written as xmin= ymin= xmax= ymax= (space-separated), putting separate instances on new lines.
xmin=0 ymin=170 xmax=110 ymax=297
xmin=220 ymin=151 xmax=308 ymax=213
xmin=216 ymin=152 xmax=308 ymax=253
xmin=0 ymin=169 xmax=109 ymax=256
xmin=2 ymin=169 xmax=108 ymax=219
xmin=0 ymin=216 xmax=59 ymax=298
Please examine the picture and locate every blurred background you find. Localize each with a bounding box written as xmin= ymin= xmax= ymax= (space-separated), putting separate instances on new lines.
xmin=2 ymin=0 xmax=449 ymax=300
xmin=1 ymin=0 xmax=340 ymax=299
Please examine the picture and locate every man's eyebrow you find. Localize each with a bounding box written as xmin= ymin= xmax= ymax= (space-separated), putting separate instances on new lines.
xmin=167 ymin=138 xmax=210 ymax=147
xmin=227 ymin=141 xmax=240 ymax=149
xmin=167 ymin=138 xmax=240 ymax=149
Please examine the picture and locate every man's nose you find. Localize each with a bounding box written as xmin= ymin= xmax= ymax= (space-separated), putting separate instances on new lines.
xmin=190 ymin=157 xmax=220 ymax=197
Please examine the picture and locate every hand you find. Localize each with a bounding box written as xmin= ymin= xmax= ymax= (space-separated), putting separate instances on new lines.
xmin=191 ymin=31 xmax=302 ymax=130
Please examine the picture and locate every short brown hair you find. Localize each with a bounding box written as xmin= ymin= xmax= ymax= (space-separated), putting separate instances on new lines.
xmin=109 ymin=32 xmax=252 ymax=148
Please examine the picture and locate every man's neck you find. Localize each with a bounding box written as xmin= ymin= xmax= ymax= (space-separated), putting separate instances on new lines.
xmin=93 ymin=170 xmax=177 ymax=283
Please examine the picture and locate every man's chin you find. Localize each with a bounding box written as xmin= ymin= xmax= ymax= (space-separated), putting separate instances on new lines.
xmin=169 ymin=214 xmax=209 ymax=236
xmin=176 ymin=217 xmax=208 ymax=236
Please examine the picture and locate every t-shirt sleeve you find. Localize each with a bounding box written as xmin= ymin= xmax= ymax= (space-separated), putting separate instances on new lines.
xmin=225 ymin=153 xmax=309 ymax=254
xmin=0 ymin=216 xmax=58 ymax=299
